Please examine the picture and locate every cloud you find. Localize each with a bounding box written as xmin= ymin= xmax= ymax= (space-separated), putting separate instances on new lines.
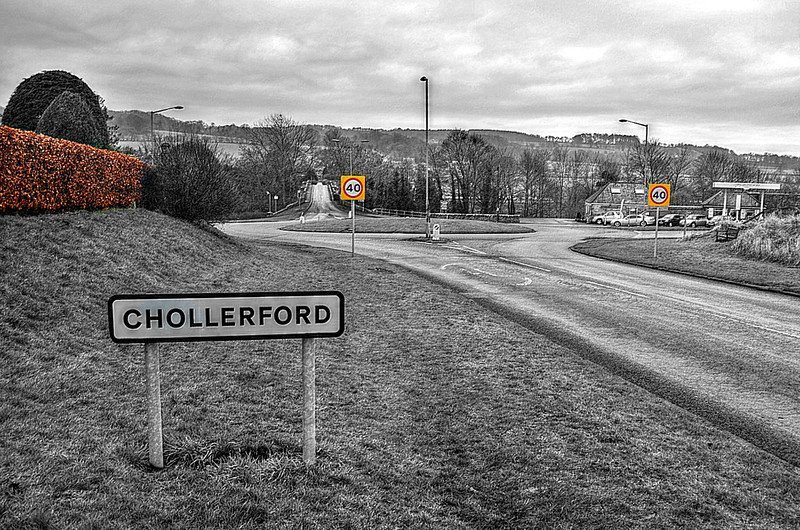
xmin=1 ymin=0 xmax=798 ymax=154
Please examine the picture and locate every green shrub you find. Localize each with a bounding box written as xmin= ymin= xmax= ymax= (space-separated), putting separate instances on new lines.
xmin=35 ymin=91 xmax=104 ymax=147
xmin=1 ymin=70 xmax=111 ymax=148
xmin=142 ymin=138 xmax=240 ymax=221
xmin=730 ymin=214 xmax=800 ymax=266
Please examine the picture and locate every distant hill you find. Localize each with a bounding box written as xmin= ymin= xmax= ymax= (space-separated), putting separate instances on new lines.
xmin=106 ymin=109 xmax=799 ymax=171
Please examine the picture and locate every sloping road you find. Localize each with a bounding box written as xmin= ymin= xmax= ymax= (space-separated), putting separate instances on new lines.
xmin=300 ymin=182 xmax=347 ymax=222
xmin=220 ymin=213 xmax=800 ymax=465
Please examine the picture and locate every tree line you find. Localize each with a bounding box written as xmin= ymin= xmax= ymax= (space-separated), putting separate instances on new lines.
xmin=229 ymin=115 xmax=799 ymax=218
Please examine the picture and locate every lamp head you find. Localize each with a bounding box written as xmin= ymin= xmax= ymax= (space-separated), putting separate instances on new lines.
xmin=420 ymin=76 xmax=428 ymax=82
xmin=619 ymin=119 xmax=628 ymax=123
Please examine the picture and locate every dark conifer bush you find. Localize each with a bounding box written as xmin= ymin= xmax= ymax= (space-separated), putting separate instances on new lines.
xmin=35 ymin=91 xmax=104 ymax=147
xmin=2 ymin=70 xmax=111 ymax=147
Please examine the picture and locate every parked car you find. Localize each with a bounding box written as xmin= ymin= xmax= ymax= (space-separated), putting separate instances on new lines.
xmin=658 ymin=213 xmax=684 ymax=226
xmin=642 ymin=213 xmax=656 ymax=226
xmin=612 ymin=214 xmax=649 ymax=227
xmin=680 ymin=214 xmax=708 ymax=227
xmin=590 ymin=211 xmax=623 ymax=225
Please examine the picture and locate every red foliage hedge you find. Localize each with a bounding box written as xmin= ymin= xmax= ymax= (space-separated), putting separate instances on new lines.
xmin=0 ymin=125 xmax=143 ymax=212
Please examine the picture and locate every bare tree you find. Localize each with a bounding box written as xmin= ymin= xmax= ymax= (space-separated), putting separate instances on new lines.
xmin=438 ymin=130 xmax=495 ymax=213
xmin=591 ymin=152 xmax=622 ymax=185
xmin=666 ymin=145 xmax=693 ymax=203
xmin=240 ymin=114 xmax=317 ymax=210
xmin=692 ymin=149 xmax=732 ymax=201
xmin=551 ymin=146 xmax=570 ymax=217
xmin=626 ymin=140 xmax=671 ymax=186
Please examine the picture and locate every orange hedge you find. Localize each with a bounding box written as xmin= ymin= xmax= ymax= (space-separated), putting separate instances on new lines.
xmin=0 ymin=125 xmax=143 ymax=212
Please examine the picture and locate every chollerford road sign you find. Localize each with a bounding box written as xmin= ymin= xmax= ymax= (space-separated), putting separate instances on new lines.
xmin=648 ymin=183 xmax=671 ymax=207
xmin=108 ymin=291 xmax=344 ymax=343
xmin=340 ymin=175 xmax=366 ymax=201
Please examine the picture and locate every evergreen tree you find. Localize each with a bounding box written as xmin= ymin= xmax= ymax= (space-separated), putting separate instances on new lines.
xmin=2 ymin=70 xmax=111 ymax=147
xmin=35 ymin=91 xmax=103 ymax=147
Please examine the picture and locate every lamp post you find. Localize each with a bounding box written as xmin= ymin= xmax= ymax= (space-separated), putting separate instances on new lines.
xmin=619 ymin=118 xmax=648 ymax=188
xmin=274 ymin=195 xmax=279 ymax=213
xmin=420 ymin=76 xmax=430 ymax=238
xmin=150 ymin=106 xmax=184 ymax=143
xmin=265 ymin=189 xmax=271 ymax=213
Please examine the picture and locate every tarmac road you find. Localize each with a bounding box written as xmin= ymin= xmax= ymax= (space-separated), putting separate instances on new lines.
xmin=220 ymin=196 xmax=800 ymax=466
xmin=300 ymin=182 xmax=347 ymax=222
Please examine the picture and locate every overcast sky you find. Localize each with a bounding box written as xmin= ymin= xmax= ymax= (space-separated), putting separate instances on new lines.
xmin=2 ymin=0 xmax=799 ymax=155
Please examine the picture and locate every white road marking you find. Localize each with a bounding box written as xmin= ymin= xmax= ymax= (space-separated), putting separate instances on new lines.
xmin=473 ymin=268 xmax=499 ymax=277
xmin=457 ymin=244 xmax=487 ymax=255
xmin=498 ymin=257 xmax=551 ymax=273
xmin=516 ymin=277 xmax=533 ymax=286
xmin=584 ymin=280 xmax=648 ymax=299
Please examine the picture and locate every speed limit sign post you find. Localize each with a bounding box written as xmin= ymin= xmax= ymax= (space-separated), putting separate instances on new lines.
xmin=340 ymin=175 xmax=366 ymax=255
xmin=648 ymin=184 xmax=671 ymax=258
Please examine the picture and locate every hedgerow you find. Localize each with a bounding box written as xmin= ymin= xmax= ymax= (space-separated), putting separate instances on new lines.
xmin=0 ymin=125 xmax=143 ymax=213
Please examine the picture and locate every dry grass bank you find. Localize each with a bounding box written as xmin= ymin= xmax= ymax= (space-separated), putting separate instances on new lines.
xmin=732 ymin=214 xmax=800 ymax=266
xmin=1 ymin=209 xmax=799 ymax=528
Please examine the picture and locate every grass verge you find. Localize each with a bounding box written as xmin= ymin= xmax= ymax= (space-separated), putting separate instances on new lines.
xmin=281 ymin=216 xmax=532 ymax=234
xmin=1 ymin=209 xmax=799 ymax=528
xmin=572 ymin=235 xmax=800 ymax=296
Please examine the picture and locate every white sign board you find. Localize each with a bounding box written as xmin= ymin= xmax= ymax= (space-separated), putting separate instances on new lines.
xmin=109 ymin=291 xmax=344 ymax=343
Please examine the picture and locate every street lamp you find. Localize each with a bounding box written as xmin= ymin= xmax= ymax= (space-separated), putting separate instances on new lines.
xmin=619 ymin=118 xmax=649 ymax=187
xmin=274 ymin=195 xmax=279 ymax=213
xmin=331 ymin=138 xmax=369 ymax=175
xmin=150 ymin=106 xmax=184 ymax=143
xmin=420 ymin=75 xmax=430 ymax=238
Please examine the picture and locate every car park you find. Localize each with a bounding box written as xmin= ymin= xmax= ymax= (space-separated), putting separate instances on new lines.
xmin=658 ymin=213 xmax=684 ymax=226
xmin=680 ymin=214 xmax=708 ymax=227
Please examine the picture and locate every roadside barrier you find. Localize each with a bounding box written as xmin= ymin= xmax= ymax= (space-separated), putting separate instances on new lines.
xmin=372 ymin=207 xmax=521 ymax=223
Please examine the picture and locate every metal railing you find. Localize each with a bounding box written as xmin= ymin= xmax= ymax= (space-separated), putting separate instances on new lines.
xmin=372 ymin=208 xmax=521 ymax=223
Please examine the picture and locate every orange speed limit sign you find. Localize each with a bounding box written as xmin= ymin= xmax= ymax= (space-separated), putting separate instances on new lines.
xmin=340 ymin=175 xmax=366 ymax=201
xmin=648 ymin=183 xmax=671 ymax=207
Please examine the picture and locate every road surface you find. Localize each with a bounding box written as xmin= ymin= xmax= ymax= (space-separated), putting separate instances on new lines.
xmin=300 ymin=182 xmax=347 ymax=222
xmin=220 ymin=186 xmax=800 ymax=465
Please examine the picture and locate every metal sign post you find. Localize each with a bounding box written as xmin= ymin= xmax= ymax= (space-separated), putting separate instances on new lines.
xmin=109 ymin=291 xmax=344 ymax=468
xmin=648 ymin=184 xmax=671 ymax=260
xmin=351 ymin=201 xmax=356 ymax=255
xmin=340 ymin=175 xmax=366 ymax=256
xmin=654 ymin=208 xmax=660 ymax=258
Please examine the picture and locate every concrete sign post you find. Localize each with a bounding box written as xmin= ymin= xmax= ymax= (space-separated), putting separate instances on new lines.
xmin=109 ymin=291 xmax=344 ymax=468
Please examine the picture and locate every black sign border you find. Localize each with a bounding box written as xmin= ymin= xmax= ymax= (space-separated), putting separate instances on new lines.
xmin=108 ymin=291 xmax=345 ymax=344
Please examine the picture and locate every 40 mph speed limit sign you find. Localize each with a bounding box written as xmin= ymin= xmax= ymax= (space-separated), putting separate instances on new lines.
xmin=648 ymin=183 xmax=671 ymax=207
xmin=340 ymin=175 xmax=366 ymax=201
